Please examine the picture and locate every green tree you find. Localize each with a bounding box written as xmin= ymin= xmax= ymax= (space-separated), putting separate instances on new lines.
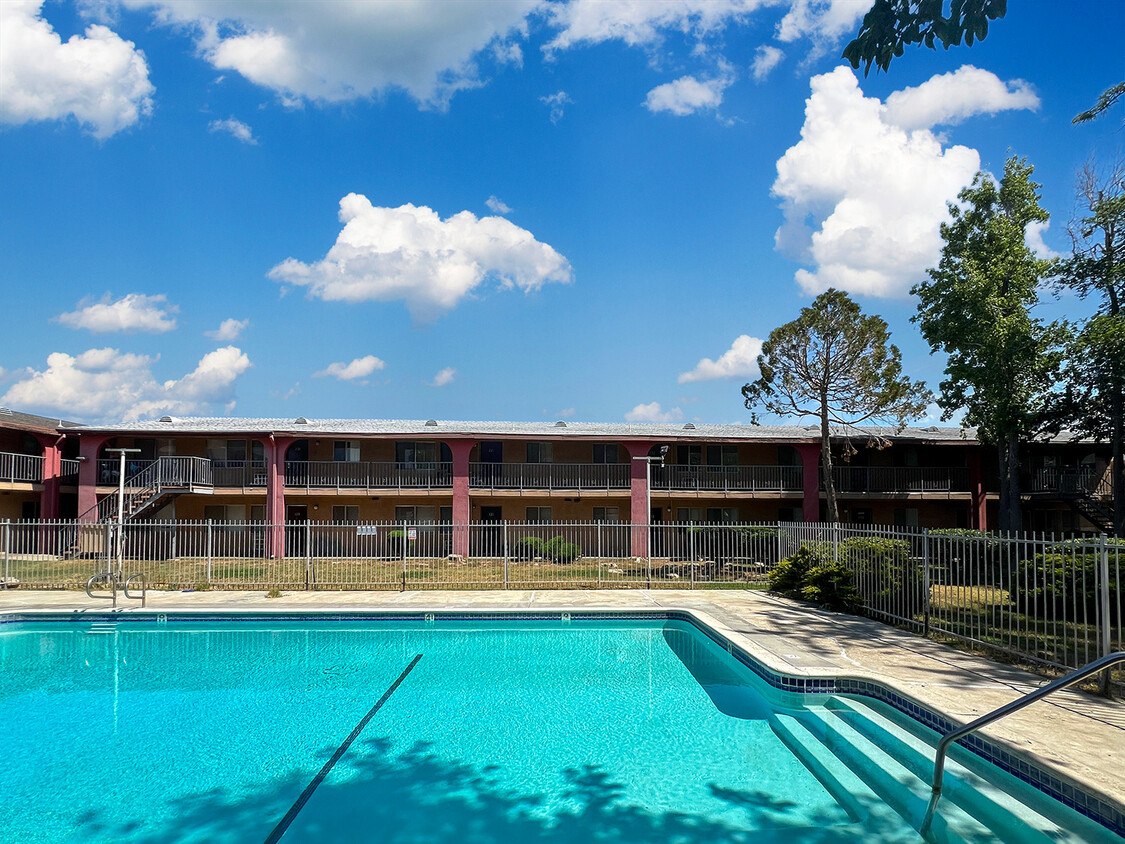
xmin=1073 ymin=81 xmax=1125 ymax=125
xmin=743 ymin=289 xmax=931 ymax=522
xmin=843 ymin=0 xmax=1006 ymax=76
xmin=913 ymin=157 xmax=1066 ymax=532
xmin=1056 ymin=162 xmax=1125 ymax=535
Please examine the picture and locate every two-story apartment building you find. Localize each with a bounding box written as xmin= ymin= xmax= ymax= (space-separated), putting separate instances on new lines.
xmin=0 ymin=410 xmax=1115 ymax=554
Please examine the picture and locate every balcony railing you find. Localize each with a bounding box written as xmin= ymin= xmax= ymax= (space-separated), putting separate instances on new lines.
xmin=212 ymin=460 xmax=268 ymax=488
xmin=0 ymin=452 xmax=44 ymax=484
xmin=827 ymin=466 xmax=969 ymax=493
xmin=285 ymin=461 xmax=453 ymax=490
xmin=1026 ymin=467 xmax=1112 ymax=497
xmin=469 ymin=462 xmax=631 ymax=491
xmin=60 ymin=458 xmax=80 ymax=479
xmin=651 ymin=464 xmax=804 ymax=492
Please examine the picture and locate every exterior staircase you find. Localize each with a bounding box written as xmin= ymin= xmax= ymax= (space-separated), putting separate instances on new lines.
xmin=78 ymin=456 xmax=214 ymax=524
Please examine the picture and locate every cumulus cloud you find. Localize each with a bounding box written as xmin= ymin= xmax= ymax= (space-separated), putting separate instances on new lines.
xmin=751 ymin=45 xmax=784 ymax=82
xmin=644 ymin=72 xmax=731 ymax=116
xmin=625 ymin=402 xmax=684 ymax=423
xmin=678 ymin=335 xmax=763 ymax=383
xmin=55 ymin=293 xmax=178 ymax=334
xmin=0 ymin=346 xmax=250 ymax=421
xmin=776 ymin=0 xmax=867 ymax=45
xmin=122 ymin=0 xmax=537 ymax=107
xmin=486 ymin=195 xmax=513 ymax=215
xmin=1025 ymin=220 xmax=1061 ymax=260
xmin=884 ymin=66 xmax=1039 ymax=130
xmin=313 ymin=355 xmax=386 ymax=381
xmin=773 ymin=65 xmax=991 ymax=298
xmin=0 ymin=0 xmax=154 ymax=138
xmin=428 ymin=367 xmax=456 ymax=387
xmin=540 ymin=90 xmax=572 ymax=123
xmin=205 ymin=317 xmax=249 ymax=341
xmin=269 ymin=193 xmax=573 ymax=323
xmin=208 ymin=116 xmax=257 ymax=144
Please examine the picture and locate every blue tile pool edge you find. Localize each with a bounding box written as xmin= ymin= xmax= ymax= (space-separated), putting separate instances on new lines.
xmin=3 ymin=607 xmax=1122 ymax=838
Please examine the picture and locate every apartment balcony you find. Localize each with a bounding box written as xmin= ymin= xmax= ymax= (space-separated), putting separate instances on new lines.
xmin=285 ymin=461 xmax=453 ymax=491
xmin=0 ymin=452 xmax=44 ymax=484
xmin=1026 ymin=467 xmax=1112 ymax=497
xmin=827 ymin=466 xmax=969 ymax=494
xmin=651 ymin=464 xmax=804 ymax=493
xmin=212 ymin=460 xmax=268 ymax=488
xmin=469 ymin=462 xmax=631 ymax=491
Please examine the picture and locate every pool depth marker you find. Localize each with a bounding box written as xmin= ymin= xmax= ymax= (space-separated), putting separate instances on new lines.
xmin=264 ymin=653 xmax=423 ymax=844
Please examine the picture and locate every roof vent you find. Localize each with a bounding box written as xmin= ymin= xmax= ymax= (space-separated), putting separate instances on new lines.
xmin=805 ymin=424 xmax=819 ymax=431
xmin=424 ymin=419 xmax=438 ymax=427
xmin=555 ymin=421 xmax=567 ymax=428
xmin=682 ymin=423 xmax=696 ymax=430
xmin=295 ymin=417 xmax=311 ymax=425
xmin=158 ymin=415 xmax=177 ymax=423
xmin=0 ymin=407 xmax=12 ymax=415
xmin=925 ymin=425 xmax=939 ymax=432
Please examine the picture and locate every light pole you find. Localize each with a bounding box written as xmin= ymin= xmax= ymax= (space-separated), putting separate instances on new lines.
xmin=106 ymin=447 xmax=140 ymax=580
xmin=632 ymin=446 xmax=669 ymax=581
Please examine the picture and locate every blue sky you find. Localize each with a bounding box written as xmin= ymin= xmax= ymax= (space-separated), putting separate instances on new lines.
xmin=1 ymin=0 xmax=1122 ymax=426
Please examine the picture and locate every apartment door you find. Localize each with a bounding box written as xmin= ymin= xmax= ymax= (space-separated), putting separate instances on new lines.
xmin=479 ymin=506 xmax=503 ymax=556
xmin=480 ymin=441 xmax=502 ymax=485
xmin=286 ymin=504 xmax=308 ymax=557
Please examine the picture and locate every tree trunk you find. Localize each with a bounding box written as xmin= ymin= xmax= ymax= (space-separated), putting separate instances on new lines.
xmin=1112 ymin=386 xmax=1124 ymax=538
xmin=820 ymin=407 xmax=838 ymax=523
xmin=997 ymin=434 xmax=1022 ymax=533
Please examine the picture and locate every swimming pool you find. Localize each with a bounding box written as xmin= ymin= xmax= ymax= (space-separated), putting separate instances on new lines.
xmin=0 ymin=612 xmax=1119 ymax=843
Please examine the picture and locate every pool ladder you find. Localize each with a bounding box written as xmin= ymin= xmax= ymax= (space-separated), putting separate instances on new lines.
xmin=920 ymin=650 xmax=1125 ymax=840
xmin=86 ymin=572 xmax=147 ymax=609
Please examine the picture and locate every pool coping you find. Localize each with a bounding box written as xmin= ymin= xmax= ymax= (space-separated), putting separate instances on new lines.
xmin=3 ymin=605 xmax=1122 ymax=838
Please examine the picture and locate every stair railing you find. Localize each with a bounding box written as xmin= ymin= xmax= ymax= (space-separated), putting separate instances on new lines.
xmin=920 ymin=651 xmax=1125 ymax=839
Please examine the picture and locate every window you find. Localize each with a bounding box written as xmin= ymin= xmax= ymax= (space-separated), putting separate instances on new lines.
xmin=250 ymin=505 xmax=266 ymax=522
xmin=332 ymin=505 xmax=360 ymax=524
xmin=396 ymin=441 xmax=440 ymax=466
xmin=394 ymin=505 xmax=437 ymax=523
xmin=206 ymin=439 xmax=260 ymax=464
xmin=526 ymin=442 xmax=553 ymax=464
xmin=593 ymin=506 xmax=619 ymax=522
xmin=526 ymin=506 xmax=552 ymax=523
xmin=334 ymin=440 xmax=360 ymax=462
xmin=676 ymin=444 xmax=702 ymax=466
xmin=893 ymin=508 xmax=919 ymax=527
xmin=707 ymin=445 xmax=739 ymax=466
xmin=204 ymin=504 xmax=246 ymax=522
xmin=676 ymin=507 xmax=704 ymax=523
xmin=592 ymin=444 xmax=618 ymax=464
xmin=706 ymin=507 xmax=738 ymax=523
xmin=778 ymin=507 xmax=801 ymax=522
xmin=777 ymin=445 xmax=800 ymax=467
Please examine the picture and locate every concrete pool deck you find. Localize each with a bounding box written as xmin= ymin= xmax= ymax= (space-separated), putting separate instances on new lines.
xmin=3 ymin=587 xmax=1123 ymax=820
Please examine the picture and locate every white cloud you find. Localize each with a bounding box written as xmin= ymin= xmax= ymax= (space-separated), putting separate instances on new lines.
xmin=0 ymin=346 xmax=250 ymax=421
xmin=775 ymin=0 xmax=866 ymax=45
xmin=678 ymin=335 xmax=763 ymax=383
xmin=751 ymin=45 xmax=784 ymax=82
xmin=625 ymin=402 xmax=684 ymax=423
xmin=269 ymin=193 xmax=573 ymax=323
xmin=0 ymin=0 xmax=154 ymax=138
xmin=644 ymin=72 xmax=731 ymax=116
xmin=1025 ymin=220 xmax=1061 ymax=260
xmin=208 ymin=116 xmax=257 ymax=144
xmin=556 ymin=407 xmax=576 ymax=418
xmin=540 ymin=90 xmax=573 ymax=123
xmin=122 ymin=0 xmax=537 ymax=107
xmin=204 ymin=317 xmax=249 ymax=341
xmin=428 ymin=367 xmax=456 ymax=387
xmin=773 ymin=65 xmax=985 ymax=298
xmin=313 ymin=355 xmax=386 ymax=381
xmin=544 ymin=0 xmax=768 ymax=54
xmin=884 ymin=65 xmax=1039 ymax=130
xmin=486 ymin=195 xmax=513 ymax=215
xmin=55 ymin=293 xmax=178 ymax=334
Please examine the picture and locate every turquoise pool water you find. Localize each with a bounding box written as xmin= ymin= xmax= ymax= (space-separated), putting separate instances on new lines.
xmin=0 ymin=616 xmax=1116 ymax=843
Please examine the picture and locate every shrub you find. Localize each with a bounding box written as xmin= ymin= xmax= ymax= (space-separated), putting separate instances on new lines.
xmin=544 ymin=536 xmax=582 ymax=564
xmin=841 ymin=536 xmax=921 ymax=618
xmin=686 ymin=525 xmax=778 ymax=561
xmin=1016 ymin=548 xmax=1121 ymax=622
xmin=768 ymin=545 xmax=824 ymax=597
xmin=803 ymin=561 xmax=863 ymax=613
xmin=514 ymin=536 xmax=545 ymax=560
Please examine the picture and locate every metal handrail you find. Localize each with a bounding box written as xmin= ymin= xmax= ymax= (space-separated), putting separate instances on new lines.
xmin=123 ymin=572 xmax=147 ymax=607
xmin=86 ymin=572 xmax=117 ymax=607
xmin=919 ymin=651 xmax=1125 ymax=838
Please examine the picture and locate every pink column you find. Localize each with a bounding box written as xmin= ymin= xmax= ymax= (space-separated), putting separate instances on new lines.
xmin=968 ymin=449 xmax=987 ymax=530
xmin=796 ymin=443 xmax=821 ymax=523
xmin=77 ymin=435 xmax=109 ymax=522
xmin=265 ymin=436 xmax=294 ymax=559
xmin=446 ymin=440 xmax=477 ymax=558
xmin=625 ymin=442 xmax=657 ymax=557
xmin=35 ymin=434 xmax=63 ymax=521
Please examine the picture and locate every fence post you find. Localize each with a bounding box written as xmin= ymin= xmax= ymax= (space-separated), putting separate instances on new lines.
xmin=105 ymin=521 xmax=112 ymax=576
xmin=647 ymin=522 xmax=652 ymax=589
xmin=1099 ymin=534 xmax=1112 ymax=696
xmin=2 ymin=520 xmax=9 ymax=588
xmin=922 ymin=527 xmax=931 ymax=638
xmin=305 ymin=519 xmax=312 ymax=591
xmin=206 ymin=519 xmax=213 ymax=584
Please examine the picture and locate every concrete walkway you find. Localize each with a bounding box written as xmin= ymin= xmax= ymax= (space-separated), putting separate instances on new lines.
xmin=3 ymin=587 xmax=1123 ymax=816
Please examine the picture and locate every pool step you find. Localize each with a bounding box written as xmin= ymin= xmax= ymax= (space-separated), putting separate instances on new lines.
xmin=87 ymin=622 xmax=117 ymax=634
xmin=801 ymin=707 xmax=997 ymax=844
xmin=824 ymin=696 xmax=1096 ymax=844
